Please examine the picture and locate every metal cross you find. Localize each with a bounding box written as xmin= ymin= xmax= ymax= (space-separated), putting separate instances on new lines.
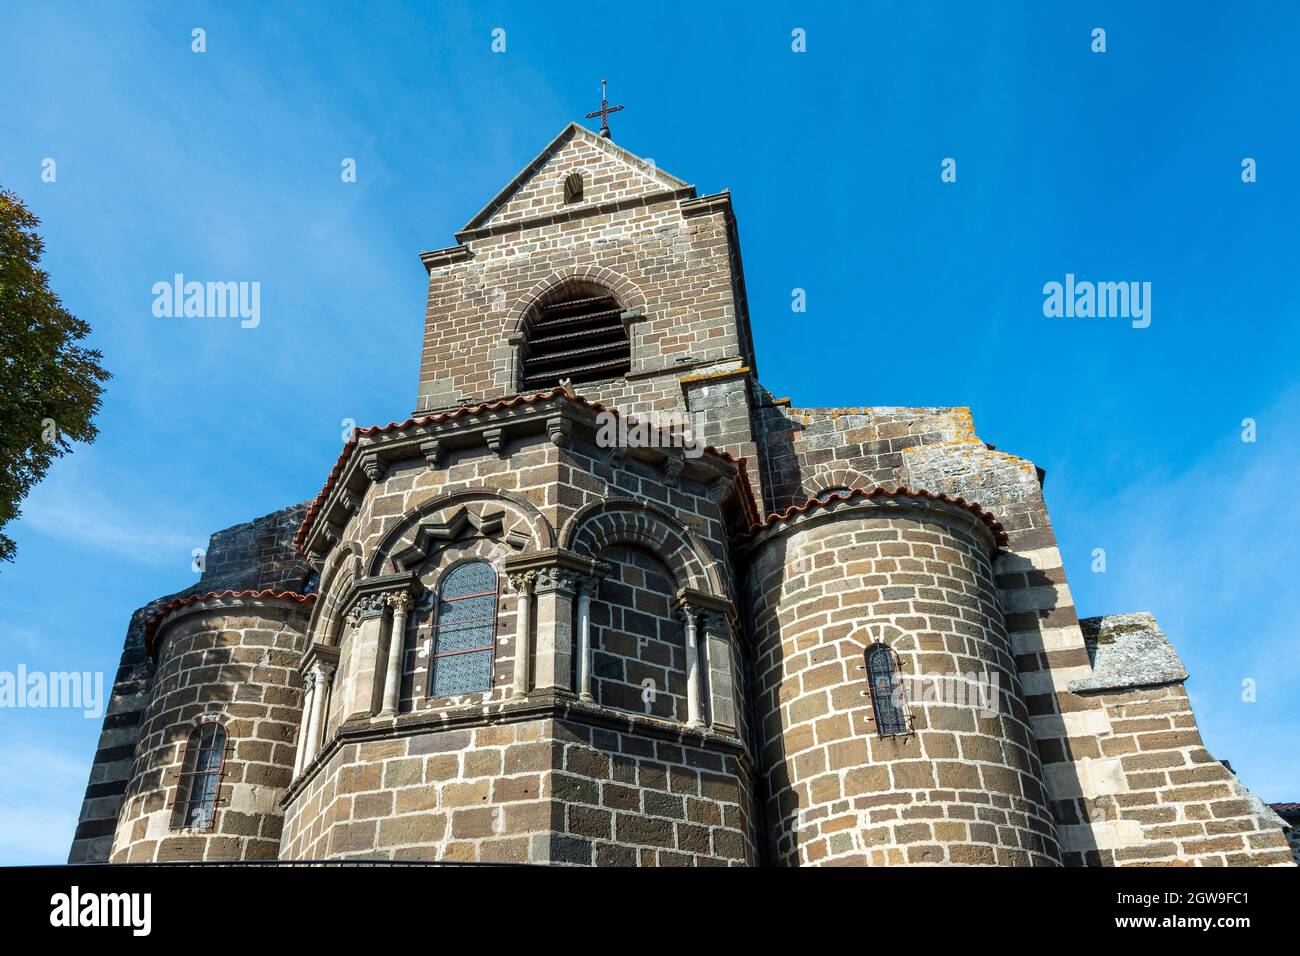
xmin=585 ymin=79 xmax=624 ymax=139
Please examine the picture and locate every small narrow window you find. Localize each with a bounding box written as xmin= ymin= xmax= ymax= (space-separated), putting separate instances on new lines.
xmin=171 ymin=721 xmax=227 ymax=829
xmin=865 ymin=643 xmax=910 ymax=737
xmin=429 ymin=561 xmax=499 ymax=697
xmin=563 ymin=171 xmax=584 ymax=203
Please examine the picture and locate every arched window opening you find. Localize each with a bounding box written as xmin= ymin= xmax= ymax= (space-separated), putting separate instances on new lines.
xmin=518 ymin=286 xmax=631 ymax=390
xmin=428 ymin=561 xmax=499 ymax=697
xmin=865 ymin=643 xmax=911 ymax=737
xmin=171 ymin=721 xmax=227 ymax=829
xmin=563 ymin=171 xmax=584 ymax=203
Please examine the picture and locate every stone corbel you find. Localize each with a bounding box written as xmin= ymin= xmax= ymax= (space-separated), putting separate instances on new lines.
xmin=419 ymin=438 xmax=442 ymax=468
xmin=483 ymin=427 xmax=505 ymax=456
xmin=547 ymin=417 xmax=572 ymax=448
xmin=662 ymin=454 xmax=685 ymax=487
xmin=360 ymin=452 xmax=387 ymax=482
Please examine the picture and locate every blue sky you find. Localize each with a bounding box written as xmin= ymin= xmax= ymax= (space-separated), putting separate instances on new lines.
xmin=1 ymin=1 xmax=1297 ymax=864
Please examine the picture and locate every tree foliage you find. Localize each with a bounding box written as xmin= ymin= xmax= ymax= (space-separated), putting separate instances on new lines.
xmin=0 ymin=188 xmax=110 ymax=563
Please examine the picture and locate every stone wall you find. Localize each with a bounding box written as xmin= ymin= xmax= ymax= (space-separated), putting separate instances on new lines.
xmin=590 ymin=545 xmax=689 ymax=721
xmin=69 ymin=504 xmax=311 ymax=863
xmin=742 ymin=495 xmax=1059 ymax=866
xmin=279 ymin=715 xmax=756 ymax=865
xmin=110 ymin=597 xmax=312 ymax=862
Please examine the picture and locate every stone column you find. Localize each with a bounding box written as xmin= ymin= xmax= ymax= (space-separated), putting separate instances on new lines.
xmin=702 ymin=611 xmax=737 ymax=733
xmin=292 ymin=669 xmax=317 ymax=779
xmin=680 ymin=606 xmax=704 ymax=728
xmin=303 ymin=660 xmax=335 ymax=764
xmin=532 ymin=568 xmax=579 ymax=692
xmin=380 ymin=591 xmax=413 ymax=716
xmin=508 ymin=571 xmax=535 ymax=698
xmin=575 ymin=575 xmax=600 ymax=702
xmin=343 ymin=594 xmax=387 ymax=720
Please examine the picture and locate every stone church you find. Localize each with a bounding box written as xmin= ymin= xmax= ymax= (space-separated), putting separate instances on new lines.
xmin=69 ymin=121 xmax=1293 ymax=867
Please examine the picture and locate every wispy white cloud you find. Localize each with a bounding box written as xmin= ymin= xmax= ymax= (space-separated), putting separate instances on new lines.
xmin=1064 ymin=385 xmax=1300 ymax=800
xmin=17 ymin=454 xmax=204 ymax=568
xmin=0 ymin=739 xmax=85 ymax=865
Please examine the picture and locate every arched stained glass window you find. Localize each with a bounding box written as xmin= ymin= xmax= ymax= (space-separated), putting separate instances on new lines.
xmin=429 ymin=561 xmax=499 ymax=697
xmin=865 ymin=643 xmax=910 ymax=737
xmin=171 ymin=721 xmax=227 ymax=829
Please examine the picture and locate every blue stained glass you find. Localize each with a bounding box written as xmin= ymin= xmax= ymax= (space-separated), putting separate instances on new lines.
xmin=429 ymin=561 xmax=498 ymax=697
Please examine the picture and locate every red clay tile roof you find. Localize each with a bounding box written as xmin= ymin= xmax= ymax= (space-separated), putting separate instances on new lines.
xmin=740 ymin=486 xmax=1009 ymax=547
xmin=1271 ymin=802 xmax=1300 ymax=815
xmin=293 ymin=387 xmax=756 ymax=554
xmin=143 ymin=589 xmax=316 ymax=658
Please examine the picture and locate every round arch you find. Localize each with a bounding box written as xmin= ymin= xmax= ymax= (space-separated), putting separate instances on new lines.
xmin=559 ymin=498 xmax=726 ymax=597
xmin=503 ymin=267 xmax=648 ymax=340
xmin=367 ymin=489 xmax=556 ymax=577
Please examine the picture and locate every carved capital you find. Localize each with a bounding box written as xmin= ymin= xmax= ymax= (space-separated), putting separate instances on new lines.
xmin=507 ymin=570 xmax=536 ymax=595
xmin=384 ymin=590 xmax=414 ymax=613
xmin=310 ymin=659 xmax=336 ymax=682
xmin=532 ymin=566 xmax=579 ymax=595
xmin=345 ymin=592 xmax=387 ymax=627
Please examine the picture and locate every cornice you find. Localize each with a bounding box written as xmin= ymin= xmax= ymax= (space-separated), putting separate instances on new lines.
xmin=296 ymin=389 xmax=751 ymax=559
xmin=279 ymin=689 xmax=751 ymax=807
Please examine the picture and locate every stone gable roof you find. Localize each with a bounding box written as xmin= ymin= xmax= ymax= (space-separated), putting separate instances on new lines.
xmin=456 ymin=122 xmax=694 ymax=238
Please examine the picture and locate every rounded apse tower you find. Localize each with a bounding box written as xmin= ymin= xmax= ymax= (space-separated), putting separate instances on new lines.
xmin=109 ymin=589 xmax=314 ymax=862
xmin=740 ymin=488 xmax=1060 ymax=867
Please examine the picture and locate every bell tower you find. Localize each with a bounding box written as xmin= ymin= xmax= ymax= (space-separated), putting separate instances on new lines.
xmin=412 ymin=123 xmax=760 ymax=475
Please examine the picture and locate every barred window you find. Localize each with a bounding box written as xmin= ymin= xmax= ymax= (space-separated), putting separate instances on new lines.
xmin=428 ymin=561 xmax=498 ymax=697
xmin=171 ymin=721 xmax=227 ymax=829
xmin=865 ymin=643 xmax=910 ymax=737
xmin=518 ymin=288 xmax=631 ymax=389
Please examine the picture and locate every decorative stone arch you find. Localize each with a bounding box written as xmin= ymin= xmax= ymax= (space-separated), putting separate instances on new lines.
xmin=309 ymin=542 xmax=363 ymax=645
xmin=505 ymin=268 xmax=649 ymax=388
xmin=808 ymin=466 xmax=873 ymax=500
xmin=559 ymin=498 xmax=725 ymax=597
xmin=848 ymin=622 xmax=917 ymax=656
xmin=504 ymin=267 xmax=648 ymax=339
xmin=368 ymin=489 xmax=556 ymax=577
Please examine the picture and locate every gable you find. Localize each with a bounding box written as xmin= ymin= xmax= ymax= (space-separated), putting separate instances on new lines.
xmin=458 ymin=123 xmax=694 ymax=236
